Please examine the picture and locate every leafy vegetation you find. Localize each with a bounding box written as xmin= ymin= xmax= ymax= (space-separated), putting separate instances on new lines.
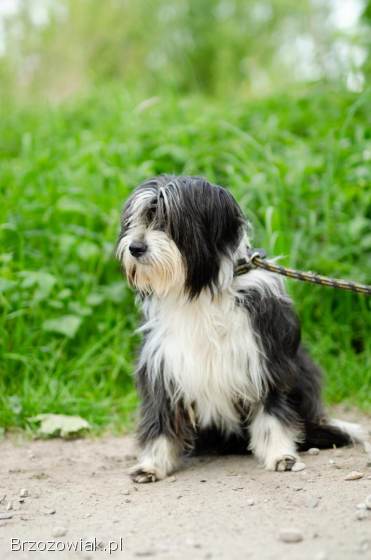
xmin=0 ymin=84 xmax=370 ymax=433
xmin=1 ymin=0 xmax=369 ymax=101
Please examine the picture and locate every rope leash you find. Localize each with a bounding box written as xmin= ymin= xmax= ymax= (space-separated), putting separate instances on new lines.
xmin=235 ymin=249 xmax=371 ymax=296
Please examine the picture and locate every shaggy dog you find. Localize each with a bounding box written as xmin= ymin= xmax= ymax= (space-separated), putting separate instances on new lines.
xmin=116 ymin=175 xmax=366 ymax=483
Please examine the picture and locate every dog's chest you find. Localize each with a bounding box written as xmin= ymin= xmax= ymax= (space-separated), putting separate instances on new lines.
xmin=143 ymin=293 xmax=264 ymax=432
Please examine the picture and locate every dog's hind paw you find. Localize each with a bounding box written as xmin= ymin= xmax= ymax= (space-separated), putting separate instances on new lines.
xmin=274 ymin=455 xmax=297 ymax=472
xmin=130 ymin=465 xmax=160 ymax=483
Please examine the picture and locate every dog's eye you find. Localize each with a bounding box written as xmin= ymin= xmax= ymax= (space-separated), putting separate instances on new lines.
xmin=145 ymin=194 xmax=167 ymax=231
xmin=146 ymin=201 xmax=157 ymax=224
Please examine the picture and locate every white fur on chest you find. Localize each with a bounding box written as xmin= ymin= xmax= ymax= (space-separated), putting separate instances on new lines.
xmin=140 ymin=287 xmax=266 ymax=433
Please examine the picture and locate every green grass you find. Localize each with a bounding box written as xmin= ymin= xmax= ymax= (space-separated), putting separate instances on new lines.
xmin=0 ymin=85 xmax=370 ymax=433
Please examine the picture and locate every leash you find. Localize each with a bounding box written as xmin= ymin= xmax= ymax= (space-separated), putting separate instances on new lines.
xmin=235 ymin=249 xmax=371 ymax=296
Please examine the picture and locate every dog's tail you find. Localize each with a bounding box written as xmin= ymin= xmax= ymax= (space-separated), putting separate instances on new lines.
xmin=303 ymin=418 xmax=370 ymax=453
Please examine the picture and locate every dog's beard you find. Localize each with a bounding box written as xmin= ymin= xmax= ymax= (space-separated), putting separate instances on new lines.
xmin=117 ymin=230 xmax=185 ymax=297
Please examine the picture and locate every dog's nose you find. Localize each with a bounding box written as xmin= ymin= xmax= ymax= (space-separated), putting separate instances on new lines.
xmin=129 ymin=241 xmax=148 ymax=258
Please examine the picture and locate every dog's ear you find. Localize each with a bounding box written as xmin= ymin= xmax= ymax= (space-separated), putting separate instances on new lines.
xmin=168 ymin=178 xmax=246 ymax=298
xmin=207 ymin=185 xmax=246 ymax=253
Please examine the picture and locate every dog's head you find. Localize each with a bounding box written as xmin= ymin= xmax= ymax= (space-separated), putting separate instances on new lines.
xmin=116 ymin=175 xmax=248 ymax=298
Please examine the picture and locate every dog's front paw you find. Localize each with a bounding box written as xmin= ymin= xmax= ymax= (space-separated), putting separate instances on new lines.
xmin=130 ymin=465 xmax=161 ymax=483
xmin=272 ymin=454 xmax=297 ymax=472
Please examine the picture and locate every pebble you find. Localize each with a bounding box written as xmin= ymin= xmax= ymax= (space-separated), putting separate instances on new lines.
xmin=6 ymin=502 xmax=13 ymax=511
xmin=357 ymin=539 xmax=369 ymax=553
xmin=19 ymin=489 xmax=28 ymax=498
xmin=292 ymin=462 xmax=306 ymax=472
xmin=124 ymin=454 xmax=137 ymax=461
xmin=45 ymin=508 xmax=56 ymax=515
xmin=246 ymin=499 xmax=255 ymax=506
xmin=0 ymin=513 xmax=13 ymax=520
xmin=278 ymin=529 xmax=303 ymax=543
xmin=365 ymin=495 xmax=371 ymax=510
xmin=51 ymin=527 xmax=67 ymax=538
xmin=356 ymin=503 xmax=367 ymax=510
xmin=356 ymin=510 xmax=368 ymax=521
xmin=308 ymin=448 xmax=320 ymax=456
xmin=315 ymin=552 xmax=328 ymax=560
xmin=344 ymin=471 xmax=364 ymax=481
xmin=306 ymin=497 xmax=319 ymax=509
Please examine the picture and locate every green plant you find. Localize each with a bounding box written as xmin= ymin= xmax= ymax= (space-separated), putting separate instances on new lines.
xmin=0 ymin=84 xmax=370 ymax=433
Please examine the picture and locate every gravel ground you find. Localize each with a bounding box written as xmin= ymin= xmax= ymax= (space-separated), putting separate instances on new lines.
xmin=0 ymin=411 xmax=370 ymax=560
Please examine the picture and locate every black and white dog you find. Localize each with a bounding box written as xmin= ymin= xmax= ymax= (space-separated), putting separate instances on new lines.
xmin=117 ymin=175 xmax=367 ymax=483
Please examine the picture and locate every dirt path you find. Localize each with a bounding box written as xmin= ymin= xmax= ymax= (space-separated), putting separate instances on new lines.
xmin=1 ymin=413 xmax=370 ymax=560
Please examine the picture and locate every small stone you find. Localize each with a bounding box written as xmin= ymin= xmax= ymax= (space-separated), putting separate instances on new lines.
xmin=246 ymin=498 xmax=255 ymax=506
xmin=45 ymin=508 xmax=56 ymax=515
xmin=344 ymin=471 xmax=364 ymax=481
xmin=169 ymin=476 xmax=177 ymax=483
xmin=308 ymin=448 xmax=320 ymax=456
xmin=356 ymin=510 xmax=368 ymax=521
xmin=292 ymin=462 xmax=306 ymax=472
xmin=306 ymin=497 xmax=319 ymax=509
xmin=0 ymin=495 xmax=6 ymax=505
xmin=356 ymin=503 xmax=367 ymax=510
xmin=278 ymin=529 xmax=303 ymax=543
xmin=315 ymin=552 xmax=328 ymax=560
xmin=19 ymin=489 xmax=28 ymax=498
xmin=0 ymin=513 xmax=13 ymax=520
xmin=200 ymin=479 xmax=207 ymax=483
xmin=293 ymin=486 xmax=303 ymax=491
xmin=30 ymin=472 xmax=49 ymax=480
xmin=122 ymin=490 xmax=130 ymax=496
xmin=6 ymin=502 xmax=13 ymax=511
xmin=358 ymin=539 xmax=369 ymax=553
xmin=124 ymin=454 xmax=137 ymax=461
xmin=365 ymin=495 xmax=371 ymax=510
xmin=51 ymin=527 xmax=67 ymax=538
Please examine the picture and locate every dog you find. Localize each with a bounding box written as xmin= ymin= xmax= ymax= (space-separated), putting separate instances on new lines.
xmin=116 ymin=175 xmax=367 ymax=483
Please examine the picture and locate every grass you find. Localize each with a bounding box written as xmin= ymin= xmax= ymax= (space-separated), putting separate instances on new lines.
xmin=0 ymin=85 xmax=370 ymax=434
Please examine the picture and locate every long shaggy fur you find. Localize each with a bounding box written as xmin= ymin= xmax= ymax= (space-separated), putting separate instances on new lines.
xmin=117 ymin=175 xmax=368 ymax=482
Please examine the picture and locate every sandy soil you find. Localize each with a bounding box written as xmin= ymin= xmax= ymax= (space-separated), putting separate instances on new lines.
xmin=1 ymin=412 xmax=370 ymax=560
